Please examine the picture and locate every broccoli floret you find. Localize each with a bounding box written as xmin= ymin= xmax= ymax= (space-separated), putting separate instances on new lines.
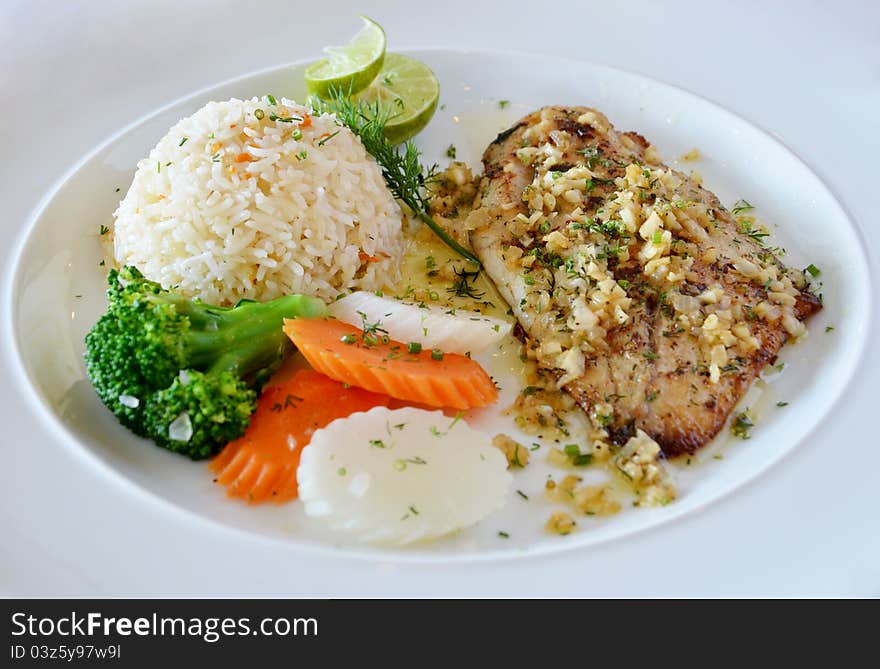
xmin=84 ymin=266 xmax=326 ymax=459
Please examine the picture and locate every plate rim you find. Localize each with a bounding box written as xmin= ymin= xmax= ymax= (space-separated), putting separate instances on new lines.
xmin=4 ymin=47 xmax=874 ymax=564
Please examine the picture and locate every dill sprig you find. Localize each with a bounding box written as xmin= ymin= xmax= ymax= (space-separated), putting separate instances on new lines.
xmin=311 ymin=90 xmax=481 ymax=266
xmin=447 ymin=266 xmax=484 ymax=299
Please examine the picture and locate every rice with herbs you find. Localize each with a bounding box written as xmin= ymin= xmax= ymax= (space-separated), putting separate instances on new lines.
xmin=112 ymin=97 xmax=404 ymax=305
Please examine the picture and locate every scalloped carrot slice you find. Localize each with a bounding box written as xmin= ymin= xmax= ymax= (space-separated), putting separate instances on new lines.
xmin=209 ymin=369 xmax=390 ymax=504
xmin=282 ymin=317 xmax=498 ymax=410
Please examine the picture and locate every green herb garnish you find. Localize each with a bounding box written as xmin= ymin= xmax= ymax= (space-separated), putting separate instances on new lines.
xmin=731 ymin=199 xmax=754 ymax=215
xmin=311 ymin=90 xmax=480 ymax=265
xmin=731 ymin=412 xmax=754 ymax=439
xmin=448 ymin=266 xmax=484 ymax=299
xmin=317 ymin=130 xmax=341 ymax=146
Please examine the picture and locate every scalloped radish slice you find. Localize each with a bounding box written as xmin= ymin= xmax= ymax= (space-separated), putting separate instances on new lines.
xmin=327 ymin=291 xmax=511 ymax=354
xmin=297 ymin=406 xmax=511 ymax=545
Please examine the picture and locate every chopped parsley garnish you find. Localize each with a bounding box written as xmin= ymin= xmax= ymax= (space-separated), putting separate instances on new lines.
xmin=446 ymin=144 xmax=457 ymax=159
xmin=369 ymin=438 xmax=386 ymax=449
xmin=498 ymin=100 xmax=510 ymax=109
xmin=429 ymin=413 xmax=464 ymax=438
xmin=357 ymin=310 xmax=388 ymax=344
xmin=393 ymin=457 xmax=427 ymax=472
xmin=776 ymin=401 xmax=789 ymax=407
xmin=731 ymin=412 xmax=754 ymax=439
xmin=731 ymin=199 xmax=755 ymax=215
xmin=563 ymin=444 xmax=593 ymax=466
xmin=498 ymin=531 xmax=510 ymax=538
xmin=825 ymin=325 xmax=835 ymax=333
xmin=99 ymin=225 xmax=110 ymax=235
xmin=448 ymin=266 xmax=484 ymax=299
xmin=579 ymin=146 xmax=601 ymax=169
xmin=738 ymin=220 xmax=769 ymax=244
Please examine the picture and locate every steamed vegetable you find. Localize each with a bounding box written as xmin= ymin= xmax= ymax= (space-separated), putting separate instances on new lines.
xmin=282 ymin=317 xmax=498 ymax=409
xmin=84 ymin=266 xmax=326 ymax=459
xmin=297 ymin=406 xmax=512 ymax=545
xmin=328 ymin=291 xmax=512 ymax=354
xmin=209 ymin=369 xmax=390 ymax=503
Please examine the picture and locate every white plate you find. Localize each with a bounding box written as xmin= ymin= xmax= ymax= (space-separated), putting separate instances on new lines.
xmin=6 ymin=49 xmax=871 ymax=562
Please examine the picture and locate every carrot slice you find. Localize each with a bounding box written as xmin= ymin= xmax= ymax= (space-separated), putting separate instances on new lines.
xmin=282 ymin=317 xmax=499 ymax=410
xmin=209 ymin=369 xmax=390 ymax=504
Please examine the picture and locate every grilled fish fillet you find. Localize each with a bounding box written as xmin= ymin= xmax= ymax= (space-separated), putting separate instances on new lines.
xmin=468 ymin=106 xmax=820 ymax=456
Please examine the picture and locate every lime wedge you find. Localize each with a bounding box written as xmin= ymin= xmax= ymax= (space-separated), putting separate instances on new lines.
xmin=355 ymin=53 xmax=440 ymax=144
xmin=305 ymin=16 xmax=386 ymax=98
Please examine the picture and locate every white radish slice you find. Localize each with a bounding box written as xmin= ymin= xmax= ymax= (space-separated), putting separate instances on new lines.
xmin=297 ymin=406 xmax=512 ymax=545
xmin=327 ymin=291 xmax=511 ymax=354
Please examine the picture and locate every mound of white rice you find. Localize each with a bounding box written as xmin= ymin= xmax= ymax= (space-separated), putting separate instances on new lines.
xmin=113 ymin=97 xmax=404 ymax=305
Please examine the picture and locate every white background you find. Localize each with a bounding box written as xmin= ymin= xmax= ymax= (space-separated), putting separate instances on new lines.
xmin=1 ymin=0 xmax=878 ymax=595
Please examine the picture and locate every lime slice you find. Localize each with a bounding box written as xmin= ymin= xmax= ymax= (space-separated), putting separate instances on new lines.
xmin=355 ymin=53 xmax=440 ymax=144
xmin=305 ymin=16 xmax=386 ymax=98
